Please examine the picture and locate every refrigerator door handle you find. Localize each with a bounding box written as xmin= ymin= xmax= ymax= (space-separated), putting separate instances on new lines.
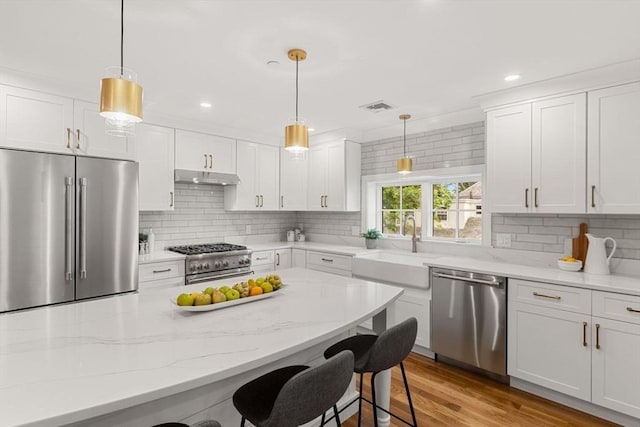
xmin=79 ymin=177 xmax=88 ymax=279
xmin=65 ymin=177 xmax=74 ymax=281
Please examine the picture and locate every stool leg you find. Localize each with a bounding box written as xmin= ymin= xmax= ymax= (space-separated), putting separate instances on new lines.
xmin=240 ymin=417 xmax=246 ymax=427
xmin=370 ymin=372 xmax=379 ymax=427
xmin=357 ymin=372 xmax=364 ymax=427
xmin=333 ymin=404 xmax=341 ymax=426
xmin=400 ymin=361 xmax=418 ymax=427
xmin=321 ymin=411 xmax=326 ymax=426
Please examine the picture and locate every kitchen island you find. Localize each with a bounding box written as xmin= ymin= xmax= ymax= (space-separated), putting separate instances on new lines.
xmin=0 ymin=268 xmax=403 ymax=427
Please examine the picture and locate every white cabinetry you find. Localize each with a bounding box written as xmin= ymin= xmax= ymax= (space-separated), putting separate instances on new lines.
xmin=225 ymin=140 xmax=279 ymax=210
xmin=252 ymin=250 xmax=275 ymax=274
xmin=305 ymin=251 xmax=352 ymax=277
xmin=136 ymin=124 xmax=175 ymax=211
xmin=138 ymin=258 xmax=185 ymax=291
xmin=307 ymin=140 xmax=361 ymax=211
xmin=508 ymin=279 xmax=640 ymax=418
xmin=279 ymin=148 xmax=308 ymax=210
xmin=292 ymin=249 xmax=306 ymax=268
xmin=174 ymin=129 xmax=236 ymax=174
xmin=587 ymin=82 xmax=640 ymax=213
xmin=396 ymin=287 xmax=431 ymax=349
xmin=275 ymin=249 xmax=291 ymax=270
xmin=0 ymin=86 xmax=135 ymax=160
xmin=487 ymin=94 xmax=586 ymax=213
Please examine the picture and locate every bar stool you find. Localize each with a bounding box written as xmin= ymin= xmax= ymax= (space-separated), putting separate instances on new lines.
xmin=152 ymin=421 xmax=221 ymax=427
xmin=232 ymin=350 xmax=354 ymax=427
xmin=324 ymin=317 xmax=418 ymax=427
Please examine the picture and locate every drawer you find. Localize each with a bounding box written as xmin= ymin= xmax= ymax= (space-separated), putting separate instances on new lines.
xmin=593 ymin=291 xmax=640 ymax=325
xmin=252 ymin=250 xmax=274 ymax=266
xmin=139 ymin=260 xmax=185 ymax=283
xmin=509 ymin=278 xmax=591 ymax=314
xmin=306 ymin=251 xmax=352 ymax=272
xmin=139 ymin=275 xmax=185 ymax=291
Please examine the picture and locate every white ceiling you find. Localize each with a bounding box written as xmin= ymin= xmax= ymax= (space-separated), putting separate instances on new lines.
xmin=1 ymin=0 xmax=639 ymax=142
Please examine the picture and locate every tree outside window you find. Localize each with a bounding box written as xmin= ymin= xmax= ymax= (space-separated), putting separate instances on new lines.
xmin=381 ymin=185 xmax=421 ymax=236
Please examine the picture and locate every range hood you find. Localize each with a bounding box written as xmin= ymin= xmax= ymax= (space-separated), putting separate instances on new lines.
xmin=174 ymin=169 xmax=240 ymax=186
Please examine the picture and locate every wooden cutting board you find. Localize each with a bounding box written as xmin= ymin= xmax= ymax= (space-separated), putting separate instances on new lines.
xmin=572 ymin=223 xmax=589 ymax=269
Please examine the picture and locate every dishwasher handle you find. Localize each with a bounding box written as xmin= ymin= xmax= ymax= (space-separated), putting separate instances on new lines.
xmin=432 ymin=272 xmax=503 ymax=287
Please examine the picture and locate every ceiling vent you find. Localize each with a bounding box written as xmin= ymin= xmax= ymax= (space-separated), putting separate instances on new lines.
xmin=359 ymin=100 xmax=395 ymax=113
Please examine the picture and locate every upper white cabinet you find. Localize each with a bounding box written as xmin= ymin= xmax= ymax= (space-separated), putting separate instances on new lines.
xmin=587 ymin=82 xmax=640 ymax=213
xmin=224 ymin=140 xmax=279 ymax=210
xmin=73 ymin=100 xmax=136 ymax=160
xmin=0 ymin=86 xmax=135 ymax=160
xmin=175 ymin=129 xmax=236 ymax=174
xmin=307 ymin=139 xmax=361 ymax=211
xmin=0 ymin=85 xmax=74 ymax=154
xmin=136 ymin=124 xmax=175 ymax=211
xmin=279 ymin=148 xmax=308 ymax=210
xmin=487 ymin=93 xmax=586 ymax=213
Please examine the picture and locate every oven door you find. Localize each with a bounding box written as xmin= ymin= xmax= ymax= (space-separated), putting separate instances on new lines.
xmin=186 ymin=267 xmax=253 ymax=285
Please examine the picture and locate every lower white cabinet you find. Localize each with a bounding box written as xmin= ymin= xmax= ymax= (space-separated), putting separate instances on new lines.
xmin=138 ymin=258 xmax=185 ymax=291
xmin=136 ymin=124 xmax=175 ymax=211
xmin=508 ymin=279 xmax=640 ymax=418
xmin=292 ymin=249 xmax=306 ymax=268
xmin=274 ymin=249 xmax=291 ymax=270
xmin=396 ymin=287 xmax=431 ymax=349
xmin=251 ymin=250 xmax=275 ymax=274
xmin=305 ymin=251 xmax=352 ymax=277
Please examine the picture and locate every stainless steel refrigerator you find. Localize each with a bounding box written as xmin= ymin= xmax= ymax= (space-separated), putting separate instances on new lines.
xmin=0 ymin=148 xmax=139 ymax=313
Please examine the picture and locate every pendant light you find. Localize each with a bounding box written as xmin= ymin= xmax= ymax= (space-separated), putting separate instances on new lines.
xmin=397 ymin=114 xmax=412 ymax=174
xmin=99 ymin=0 xmax=143 ymax=137
xmin=284 ymin=48 xmax=309 ymax=156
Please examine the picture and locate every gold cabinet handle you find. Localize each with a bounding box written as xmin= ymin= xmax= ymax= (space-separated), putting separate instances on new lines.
xmin=595 ymin=323 xmax=601 ymax=349
xmin=591 ymin=185 xmax=596 ymax=208
xmin=66 ymin=128 xmax=71 ymax=148
xmin=533 ymin=291 xmax=561 ymax=300
xmin=324 ymin=195 xmax=328 ymax=208
xmin=582 ymin=321 xmax=588 ymax=347
xmin=525 ymin=188 xmax=529 ymax=208
xmin=209 ymin=154 xmax=213 ymax=169
xmin=534 ymin=187 xmax=539 ymax=208
xmin=627 ymin=307 xmax=640 ymax=314
xmin=76 ymin=129 xmax=81 ymax=149
xmin=204 ymin=154 xmax=208 ymax=169
xmin=170 ymin=191 xmax=174 ymax=207
xmin=260 ymin=195 xmax=264 ymax=207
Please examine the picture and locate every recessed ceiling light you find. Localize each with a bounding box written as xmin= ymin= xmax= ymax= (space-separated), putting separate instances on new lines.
xmin=200 ymin=102 xmax=212 ymax=108
xmin=504 ymin=74 xmax=521 ymax=82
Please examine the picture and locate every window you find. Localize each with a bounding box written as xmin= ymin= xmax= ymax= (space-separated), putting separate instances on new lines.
xmin=381 ymin=185 xmax=422 ymax=236
xmin=367 ymin=167 xmax=483 ymax=243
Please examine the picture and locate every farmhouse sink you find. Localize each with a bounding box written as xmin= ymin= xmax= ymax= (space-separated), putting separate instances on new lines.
xmin=352 ymin=250 xmax=436 ymax=289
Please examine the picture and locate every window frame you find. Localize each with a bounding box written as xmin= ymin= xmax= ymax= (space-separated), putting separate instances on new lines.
xmin=377 ymin=183 xmax=426 ymax=237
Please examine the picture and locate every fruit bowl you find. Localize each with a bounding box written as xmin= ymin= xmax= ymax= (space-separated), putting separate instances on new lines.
xmin=557 ymin=259 xmax=582 ymax=272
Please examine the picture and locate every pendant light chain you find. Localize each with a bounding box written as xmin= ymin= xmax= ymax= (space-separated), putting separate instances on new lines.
xmin=120 ymin=0 xmax=124 ymax=77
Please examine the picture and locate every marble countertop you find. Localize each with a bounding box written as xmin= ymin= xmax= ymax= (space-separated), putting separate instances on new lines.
xmin=0 ymin=268 xmax=402 ymax=427
xmin=138 ymin=250 xmax=186 ymax=264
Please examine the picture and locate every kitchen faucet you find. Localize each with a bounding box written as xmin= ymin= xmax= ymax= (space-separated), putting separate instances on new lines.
xmin=405 ymin=215 xmax=419 ymax=253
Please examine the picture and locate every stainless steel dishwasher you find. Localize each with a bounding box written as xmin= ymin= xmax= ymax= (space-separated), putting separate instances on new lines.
xmin=431 ymin=267 xmax=507 ymax=377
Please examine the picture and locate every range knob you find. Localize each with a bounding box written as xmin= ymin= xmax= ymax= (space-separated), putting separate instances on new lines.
xmin=238 ymin=258 xmax=246 ymax=265
xmin=190 ymin=264 xmax=197 ymax=272
xmin=214 ymin=261 xmax=222 ymax=269
xmin=203 ymin=263 xmax=210 ymax=270
xmin=223 ymin=260 xmax=229 ymax=267
xmin=196 ymin=264 xmax=203 ymax=270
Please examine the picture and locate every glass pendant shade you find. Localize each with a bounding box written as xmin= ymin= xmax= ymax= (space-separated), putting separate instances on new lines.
xmin=100 ymin=66 xmax=143 ymax=137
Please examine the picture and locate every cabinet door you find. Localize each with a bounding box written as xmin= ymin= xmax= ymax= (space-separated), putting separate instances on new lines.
xmin=136 ymin=124 xmax=175 ymax=211
xmin=275 ymin=249 xmax=292 ymax=270
xmin=256 ymin=144 xmax=280 ymax=210
xmin=532 ymin=94 xmax=586 ymax=213
xmin=292 ymin=249 xmax=306 ymax=268
xmin=325 ymin=141 xmax=345 ymax=211
xmin=204 ymin=135 xmax=236 ymax=174
xmin=73 ymin=100 xmax=135 ymax=160
xmin=508 ymin=301 xmax=591 ymax=400
xmin=486 ymin=104 xmax=532 ymax=213
xmin=307 ymin=145 xmax=327 ymax=210
xmin=396 ymin=287 xmax=431 ymax=349
xmin=234 ymin=140 xmax=259 ymax=210
xmin=280 ymin=148 xmax=308 ymax=210
xmin=175 ymin=129 xmax=207 ymax=172
xmin=588 ymin=82 xmax=640 ymax=213
xmin=592 ymin=317 xmax=640 ymax=418
xmin=0 ymin=86 xmax=73 ymax=154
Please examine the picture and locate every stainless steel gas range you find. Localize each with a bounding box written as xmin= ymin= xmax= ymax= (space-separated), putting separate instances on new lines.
xmin=168 ymin=243 xmax=252 ymax=285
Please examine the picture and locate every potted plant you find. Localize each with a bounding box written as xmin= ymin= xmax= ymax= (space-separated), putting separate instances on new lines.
xmin=361 ymin=228 xmax=382 ymax=249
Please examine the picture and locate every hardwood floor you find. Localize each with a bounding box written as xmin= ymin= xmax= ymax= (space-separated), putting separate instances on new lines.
xmin=341 ymin=352 xmax=617 ymax=427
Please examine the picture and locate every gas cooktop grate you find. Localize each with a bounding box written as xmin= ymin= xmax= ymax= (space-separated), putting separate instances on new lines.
xmin=167 ymin=243 xmax=247 ymax=255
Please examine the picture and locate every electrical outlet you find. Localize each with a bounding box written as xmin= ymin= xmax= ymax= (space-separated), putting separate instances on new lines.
xmin=352 ymin=226 xmax=361 ymax=236
xmin=245 ymin=225 xmax=251 ymax=234
xmin=496 ymin=233 xmax=511 ymax=248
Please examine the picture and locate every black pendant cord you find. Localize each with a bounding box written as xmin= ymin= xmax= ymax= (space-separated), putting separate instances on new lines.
xmin=120 ymin=0 xmax=124 ymax=77
xmin=295 ymin=58 xmax=299 ymax=122
xmin=403 ymin=119 xmax=407 ymax=156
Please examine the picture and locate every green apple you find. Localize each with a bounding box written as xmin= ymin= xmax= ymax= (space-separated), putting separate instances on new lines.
xmin=176 ymin=293 xmax=195 ymax=306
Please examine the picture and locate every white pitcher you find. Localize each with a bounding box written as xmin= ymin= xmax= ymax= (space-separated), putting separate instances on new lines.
xmin=584 ymin=233 xmax=617 ymax=275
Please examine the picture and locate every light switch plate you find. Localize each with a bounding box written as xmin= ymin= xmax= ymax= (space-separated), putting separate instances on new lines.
xmin=496 ymin=233 xmax=511 ymax=248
